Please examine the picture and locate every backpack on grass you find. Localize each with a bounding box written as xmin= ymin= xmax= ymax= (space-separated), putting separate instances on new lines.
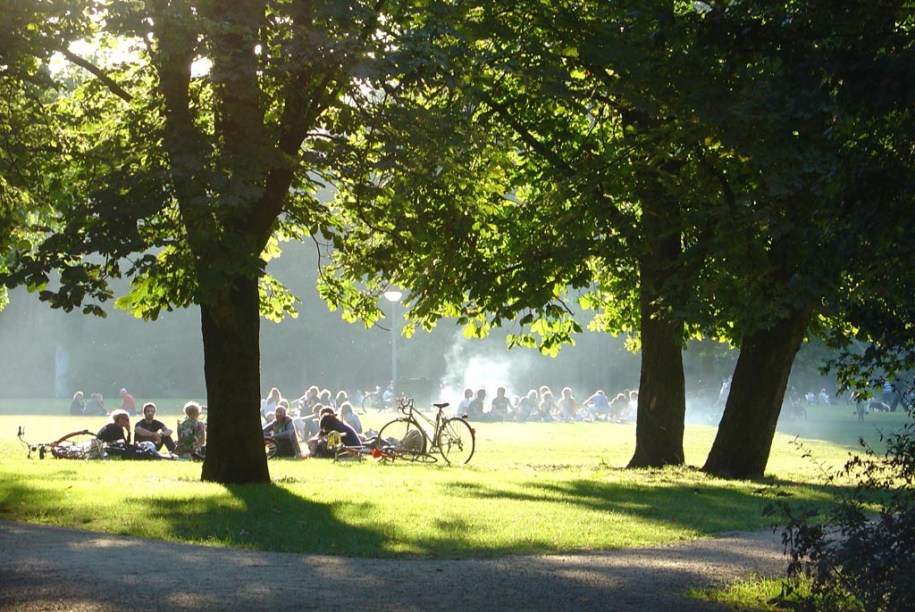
xmin=105 ymin=441 xmax=160 ymax=460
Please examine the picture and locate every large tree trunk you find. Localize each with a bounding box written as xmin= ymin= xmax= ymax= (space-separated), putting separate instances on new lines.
xmin=200 ymin=274 xmax=270 ymax=484
xmin=703 ymin=305 xmax=813 ymax=479
xmin=628 ymin=179 xmax=686 ymax=468
xmin=628 ymin=300 xmax=686 ymax=467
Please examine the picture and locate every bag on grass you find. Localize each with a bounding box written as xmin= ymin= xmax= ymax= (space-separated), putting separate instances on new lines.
xmin=105 ymin=441 xmax=160 ymax=460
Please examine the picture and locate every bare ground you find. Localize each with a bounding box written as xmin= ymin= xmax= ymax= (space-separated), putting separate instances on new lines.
xmin=0 ymin=520 xmax=787 ymax=611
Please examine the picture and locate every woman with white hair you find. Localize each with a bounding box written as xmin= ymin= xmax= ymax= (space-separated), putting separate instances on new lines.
xmin=175 ymin=402 xmax=206 ymax=460
xmin=69 ymin=391 xmax=85 ymax=416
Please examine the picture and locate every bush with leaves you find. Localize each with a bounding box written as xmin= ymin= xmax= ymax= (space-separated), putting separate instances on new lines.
xmin=766 ymin=404 xmax=915 ymax=611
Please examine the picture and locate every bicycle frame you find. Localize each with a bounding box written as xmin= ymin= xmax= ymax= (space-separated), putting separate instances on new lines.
xmin=393 ymin=398 xmax=448 ymax=451
xmin=374 ymin=397 xmax=476 ymax=464
xmin=18 ymin=426 xmax=100 ymax=459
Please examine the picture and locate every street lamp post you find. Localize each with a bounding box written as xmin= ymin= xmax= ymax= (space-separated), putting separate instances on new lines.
xmin=383 ymin=289 xmax=403 ymax=400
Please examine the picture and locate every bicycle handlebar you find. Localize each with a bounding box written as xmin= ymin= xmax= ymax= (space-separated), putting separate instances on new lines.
xmin=397 ymin=397 xmax=414 ymax=414
xmin=397 ymin=398 xmax=452 ymax=410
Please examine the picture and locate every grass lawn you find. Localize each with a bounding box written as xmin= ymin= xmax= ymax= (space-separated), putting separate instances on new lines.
xmin=0 ymin=398 xmax=908 ymax=560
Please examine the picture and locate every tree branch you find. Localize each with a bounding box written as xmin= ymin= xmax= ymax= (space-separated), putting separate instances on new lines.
xmin=249 ymin=0 xmax=390 ymax=245
xmin=60 ymin=49 xmax=133 ymax=103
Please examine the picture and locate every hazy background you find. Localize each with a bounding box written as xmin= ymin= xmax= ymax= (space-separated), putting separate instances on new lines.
xmin=0 ymin=241 xmax=838 ymax=412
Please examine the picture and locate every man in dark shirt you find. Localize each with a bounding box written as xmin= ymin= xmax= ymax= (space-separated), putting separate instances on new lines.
xmin=134 ymin=402 xmax=176 ymax=453
xmin=467 ymin=389 xmax=486 ymax=420
xmin=489 ymin=387 xmax=510 ymax=421
xmin=96 ymin=410 xmax=170 ymax=460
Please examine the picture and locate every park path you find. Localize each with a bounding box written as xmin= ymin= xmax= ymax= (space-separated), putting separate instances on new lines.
xmin=0 ymin=520 xmax=787 ymax=611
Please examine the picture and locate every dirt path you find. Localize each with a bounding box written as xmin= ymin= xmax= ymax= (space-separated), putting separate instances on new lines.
xmin=0 ymin=520 xmax=787 ymax=610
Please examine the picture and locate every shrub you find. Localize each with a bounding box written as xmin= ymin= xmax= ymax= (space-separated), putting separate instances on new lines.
xmin=767 ymin=408 xmax=915 ymax=611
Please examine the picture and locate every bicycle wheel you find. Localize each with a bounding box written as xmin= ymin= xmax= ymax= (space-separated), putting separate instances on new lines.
xmin=407 ymin=452 xmax=438 ymax=463
xmin=49 ymin=430 xmax=102 ymax=459
xmin=437 ymin=418 xmax=475 ymax=465
xmin=264 ymin=438 xmax=277 ymax=459
xmin=377 ymin=418 xmax=427 ymax=455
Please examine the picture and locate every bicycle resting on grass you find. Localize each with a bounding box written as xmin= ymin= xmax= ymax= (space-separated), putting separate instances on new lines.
xmin=18 ymin=411 xmax=169 ymax=461
xmin=373 ymin=396 xmax=476 ymax=465
xmin=18 ymin=426 xmax=105 ymax=460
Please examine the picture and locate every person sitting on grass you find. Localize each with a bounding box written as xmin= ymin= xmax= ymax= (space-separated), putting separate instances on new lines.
xmin=333 ymin=390 xmax=350 ymax=411
xmin=515 ymin=389 xmax=540 ymax=422
xmin=536 ymin=390 xmax=557 ymax=421
xmin=97 ymin=409 xmax=131 ymax=445
xmin=97 ymin=409 xmax=168 ymax=459
xmin=584 ymin=390 xmax=611 ymax=422
xmin=305 ymin=406 xmax=337 ymax=457
xmin=318 ymin=413 xmax=362 ymax=453
xmin=134 ymin=402 xmax=176 ymax=455
xmin=262 ymin=404 xmax=301 ymax=458
xmin=467 ymin=389 xmax=486 ymax=420
xmin=487 ymin=386 xmax=510 ymax=422
xmin=558 ymin=387 xmax=579 ymax=421
xmin=339 ymin=402 xmax=362 ymax=434
xmin=174 ymin=401 xmax=206 ymax=460
xmin=70 ymin=391 xmax=85 ymax=416
xmin=456 ymin=388 xmax=474 ymax=418
xmin=261 ymin=387 xmax=282 ymax=422
xmin=608 ymin=392 xmax=628 ymax=422
xmin=85 ymin=393 xmax=107 ymax=416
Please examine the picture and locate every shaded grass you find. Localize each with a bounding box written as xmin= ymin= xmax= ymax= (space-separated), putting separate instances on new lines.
xmin=0 ymin=408 xmax=906 ymax=559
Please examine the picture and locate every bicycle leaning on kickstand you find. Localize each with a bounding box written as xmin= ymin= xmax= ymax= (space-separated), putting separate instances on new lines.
xmin=374 ymin=397 xmax=476 ymax=465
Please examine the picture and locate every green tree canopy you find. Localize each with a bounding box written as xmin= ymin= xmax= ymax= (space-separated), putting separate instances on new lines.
xmin=2 ymin=0 xmax=477 ymax=484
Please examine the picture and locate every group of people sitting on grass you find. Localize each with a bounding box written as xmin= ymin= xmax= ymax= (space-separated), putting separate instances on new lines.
xmin=84 ymin=380 xmax=638 ymax=461
xmin=458 ymin=385 xmax=638 ymax=423
xmin=91 ymin=393 xmax=365 ymax=461
xmin=260 ymin=388 xmax=366 ymax=459
xmin=69 ymin=391 xmax=109 ymax=416
xmin=94 ymin=401 xmax=205 ymax=461
xmin=70 ymin=388 xmax=139 ymax=417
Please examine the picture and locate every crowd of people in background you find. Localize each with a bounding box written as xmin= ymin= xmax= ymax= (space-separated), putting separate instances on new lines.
xmin=65 ymin=381 xmax=645 ymax=461
xmin=67 ymin=375 xmax=899 ymax=462
xmin=454 ymin=385 xmax=639 ymax=423
xmin=69 ymin=388 xmax=135 ymax=417
xmin=248 ymin=383 xmax=644 ymax=459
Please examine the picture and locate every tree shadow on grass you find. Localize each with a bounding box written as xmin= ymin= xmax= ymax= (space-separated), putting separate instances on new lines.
xmin=137 ymin=481 xmax=388 ymax=555
xmin=439 ymin=472 xmax=846 ymax=541
xmin=0 ymin=472 xmax=846 ymax=611
xmin=0 ymin=466 xmax=844 ymax=560
xmin=0 ymin=477 xmax=386 ymax=554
